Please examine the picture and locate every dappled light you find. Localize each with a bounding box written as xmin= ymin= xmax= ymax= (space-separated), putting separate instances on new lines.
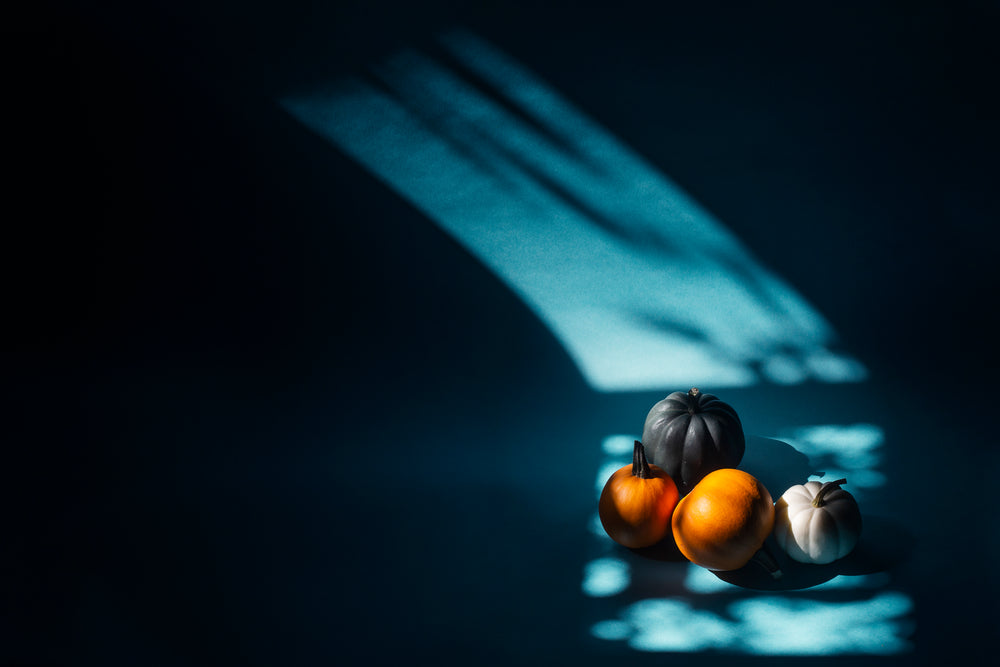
xmin=776 ymin=424 xmax=886 ymax=501
xmin=592 ymin=590 xmax=912 ymax=654
xmin=587 ymin=555 xmax=911 ymax=654
xmin=581 ymin=557 xmax=630 ymax=598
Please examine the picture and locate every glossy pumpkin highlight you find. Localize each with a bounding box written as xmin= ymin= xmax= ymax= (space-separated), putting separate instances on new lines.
xmin=671 ymin=468 xmax=775 ymax=571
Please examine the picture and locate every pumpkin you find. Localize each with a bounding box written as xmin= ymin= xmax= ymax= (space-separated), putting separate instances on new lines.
xmin=598 ymin=440 xmax=680 ymax=548
xmin=671 ymin=468 xmax=777 ymax=574
xmin=641 ymin=388 xmax=745 ymax=495
xmin=773 ymin=478 xmax=862 ymax=564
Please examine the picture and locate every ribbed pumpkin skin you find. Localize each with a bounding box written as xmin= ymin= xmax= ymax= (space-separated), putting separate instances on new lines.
xmin=641 ymin=389 xmax=745 ymax=495
xmin=774 ymin=481 xmax=863 ymax=564
xmin=598 ymin=464 xmax=679 ymax=549
xmin=598 ymin=441 xmax=680 ymax=549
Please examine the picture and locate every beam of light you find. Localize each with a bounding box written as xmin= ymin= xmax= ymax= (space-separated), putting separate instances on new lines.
xmin=281 ymin=29 xmax=865 ymax=392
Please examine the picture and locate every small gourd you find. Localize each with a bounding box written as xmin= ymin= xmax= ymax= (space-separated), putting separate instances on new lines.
xmin=671 ymin=468 xmax=779 ymax=575
xmin=641 ymin=388 xmax=745 ymax=495
xmin=773 ymin=478 xmax=862 ymax=564
xmin=598 ymin=440 xmax=680 ymax=549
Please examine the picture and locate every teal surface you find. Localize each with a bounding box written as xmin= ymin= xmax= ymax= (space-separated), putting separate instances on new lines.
xmin=6 ymin=1 xmax=998 ymax=665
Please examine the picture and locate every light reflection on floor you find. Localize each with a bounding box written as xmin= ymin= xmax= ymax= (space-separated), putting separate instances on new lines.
xmin=591 ymin=591 xmax=913 ymax=654
xmin=779 ymin=424 xmax=887 ymax=499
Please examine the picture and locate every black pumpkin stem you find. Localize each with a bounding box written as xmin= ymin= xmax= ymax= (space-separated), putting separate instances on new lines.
xmin=812 ymin=478 xmax=848 ymax=508
xmin=686 ymin=388 xmax=701 ymax=415
xmin=632 ymin=440 xmax=654 ymax=479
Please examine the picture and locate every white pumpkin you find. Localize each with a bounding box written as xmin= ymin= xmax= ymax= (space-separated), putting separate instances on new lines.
xmin=773 ymin=478 xmax=862 ymax=564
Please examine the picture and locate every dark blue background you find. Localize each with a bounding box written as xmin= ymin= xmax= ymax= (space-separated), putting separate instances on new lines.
xmin=5 ymin=1 xmax=999 ymax=665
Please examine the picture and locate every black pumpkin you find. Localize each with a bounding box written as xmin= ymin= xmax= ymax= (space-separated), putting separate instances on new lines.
xmin=640 ymin=387 xmax=745 ymax=495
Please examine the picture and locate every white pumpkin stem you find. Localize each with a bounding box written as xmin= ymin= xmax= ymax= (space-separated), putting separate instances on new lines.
xmin=812 ymin=478 xmax=848 ymax=507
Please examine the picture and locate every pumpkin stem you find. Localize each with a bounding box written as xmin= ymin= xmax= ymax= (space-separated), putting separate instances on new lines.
xmin=749 ymin=543 xmax=783 ymax=579
xmin=632 ymin=440 xmax=654 ymax=479
xmin=812 ymin=478 xmax=848 ymax=508
xmin=686 ymin=388 xmax=701 ymax=415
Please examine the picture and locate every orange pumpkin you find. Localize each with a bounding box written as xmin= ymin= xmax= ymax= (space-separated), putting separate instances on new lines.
xmin=598 ymin=441 xmax=680 ymax=548
xmin=671 ymin=468 xmax=775 ymax=571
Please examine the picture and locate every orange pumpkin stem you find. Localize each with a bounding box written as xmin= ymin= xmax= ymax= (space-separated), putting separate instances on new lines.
xmin=812 ymin=478 xmax=848 ymax=508
xmin=749 ymin=543 xmax=783 ymax=579
xmin=632 ymin=440 xmax=654 ymax=479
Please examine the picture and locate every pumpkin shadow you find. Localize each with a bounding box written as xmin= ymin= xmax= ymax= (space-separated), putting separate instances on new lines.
xmin=739 ymin=435 xmax=816 ymax=499
xmin=628 ymin=532 xmax=688 ymax=563
xmin=711 ymin=514 xmax=915 ymax=590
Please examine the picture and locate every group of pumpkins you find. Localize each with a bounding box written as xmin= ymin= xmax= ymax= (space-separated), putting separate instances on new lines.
xmin=598 ymin=388 xmax=862 ymax=575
